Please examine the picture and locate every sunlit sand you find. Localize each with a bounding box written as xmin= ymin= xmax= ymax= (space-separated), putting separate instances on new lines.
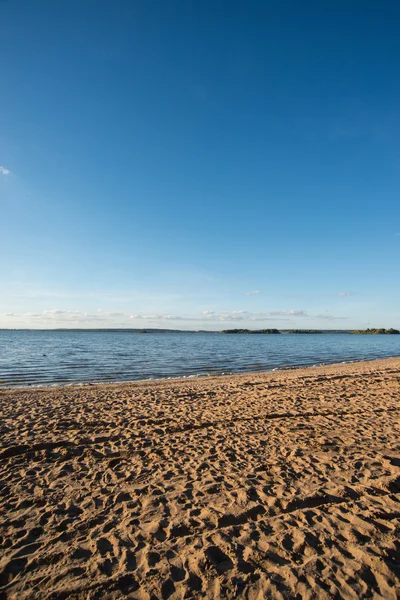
xmin=0 ymin=358 xmax=399 ymax=599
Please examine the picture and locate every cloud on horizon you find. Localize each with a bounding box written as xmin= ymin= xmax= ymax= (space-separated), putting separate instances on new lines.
xmin=315 ymin=314 xmax=348 ymax=320
xmin=0 ymin=166 xmax=10 ymax=176
xmin=0 ymin=307 xmax=351 ymax=327
xmin=246 ymin=290 xmax=261 ymax=295
xmin=339 ymin=292 xmax=353 ymax=297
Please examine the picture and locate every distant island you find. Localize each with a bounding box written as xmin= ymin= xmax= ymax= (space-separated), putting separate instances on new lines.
xmin=1 ymin=327 xmax=399 ymax=335
xmin=350 ymin=328 xmax=400 ymax=335
xmin=220 ymin=329 xmax=326 ymax=334
xmin=221 ymin=328 xmax=399 ymax=335
xmin=284 ymin=330 xmax=323 ymax=334
xmin=221 ymin=329 xmax=281 ymax=334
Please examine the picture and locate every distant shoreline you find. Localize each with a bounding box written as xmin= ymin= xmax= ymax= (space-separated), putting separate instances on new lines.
xmin=1 ymin=328 xmax=399 ymax=334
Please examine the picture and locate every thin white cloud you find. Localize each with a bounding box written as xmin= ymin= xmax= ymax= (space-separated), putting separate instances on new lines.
xmin=339 ymin=292 xmax=353 ymax=297
xmin=246 ymin=290 xmax=261 ymax=295
xmin=253 ymin=309 xmax=307 ymax=317
xmin=0 ymin=166 xmax=10 ymax=176
xmin=2 ymin=307 xmax=349 ymax=327
xmin=315 ymin=314 xmax=348 ymax=320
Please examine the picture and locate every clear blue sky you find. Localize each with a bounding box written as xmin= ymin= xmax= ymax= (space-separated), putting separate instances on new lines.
xmin=1 ymin=0 xmax=399 ymax=329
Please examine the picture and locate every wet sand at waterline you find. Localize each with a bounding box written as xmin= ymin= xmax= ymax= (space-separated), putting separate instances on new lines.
xmin=0 ymin=358 xmax=399 ymax=599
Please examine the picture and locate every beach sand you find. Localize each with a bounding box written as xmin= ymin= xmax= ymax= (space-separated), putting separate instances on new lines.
xmin=0 ymin=358 xmax=399 ymax=599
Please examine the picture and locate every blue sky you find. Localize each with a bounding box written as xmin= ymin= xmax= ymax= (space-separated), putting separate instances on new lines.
xmin=1 ymin=0 xmax=399 ymax=329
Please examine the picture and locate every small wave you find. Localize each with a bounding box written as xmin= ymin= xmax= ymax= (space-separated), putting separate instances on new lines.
xmin=1 ymin=331 xmax=399 ymax=388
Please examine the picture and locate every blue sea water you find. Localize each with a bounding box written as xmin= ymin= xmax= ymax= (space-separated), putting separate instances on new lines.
xmin=0 ymin=330 xmax=399 ymax=388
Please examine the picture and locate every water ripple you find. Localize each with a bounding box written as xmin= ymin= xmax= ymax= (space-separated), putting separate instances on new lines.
xmin=0 ymin=331 xmax=399 ymax=388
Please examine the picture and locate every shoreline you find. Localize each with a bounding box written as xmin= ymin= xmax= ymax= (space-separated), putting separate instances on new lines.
xmin=1 ymin=357 xmax=399 ymax=598
xmin=1 ymin=354 xmax=400 ymax=391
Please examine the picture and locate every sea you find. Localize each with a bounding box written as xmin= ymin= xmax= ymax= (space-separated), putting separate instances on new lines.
xmin=0 ymin=330 xmax=399 ymax=388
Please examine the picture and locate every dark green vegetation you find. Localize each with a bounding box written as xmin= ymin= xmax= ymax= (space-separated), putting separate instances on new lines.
xmin=220 ymin=329 xmax=326 ymax=334
xmin=220 ymin=329 xmax=281 ymax=334
xmin=222 ymin=328 xmax=400 ymax=335
xmin=285 ymin=330 xmax=323 ymax=334
xmin=351 ymin=328 xmax=400 ymax=334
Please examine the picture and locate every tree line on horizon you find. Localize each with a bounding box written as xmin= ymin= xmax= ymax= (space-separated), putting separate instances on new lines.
xmin=221 ymin=328 xmax=400 ymax=335
xmin=350 ymin=328 xmax=399 ymax=334
xmin=220 ymin=329 xmax=324 ymax=334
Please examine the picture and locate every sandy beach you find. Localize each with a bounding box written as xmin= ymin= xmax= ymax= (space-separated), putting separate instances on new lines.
xmin=0 ymin=358 xmax=399 ymax=599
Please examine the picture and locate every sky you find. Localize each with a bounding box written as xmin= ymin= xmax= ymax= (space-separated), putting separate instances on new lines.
xmin=1 ymin=0 xmax=399 ymax=330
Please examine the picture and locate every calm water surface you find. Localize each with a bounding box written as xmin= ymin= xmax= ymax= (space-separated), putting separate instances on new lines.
xmin=0 ymin=330 xmax=399 ymax=387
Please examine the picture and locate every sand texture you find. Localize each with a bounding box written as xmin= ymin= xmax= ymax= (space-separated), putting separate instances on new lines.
xmin=0 ymin=358 xmax=400 ymax=599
